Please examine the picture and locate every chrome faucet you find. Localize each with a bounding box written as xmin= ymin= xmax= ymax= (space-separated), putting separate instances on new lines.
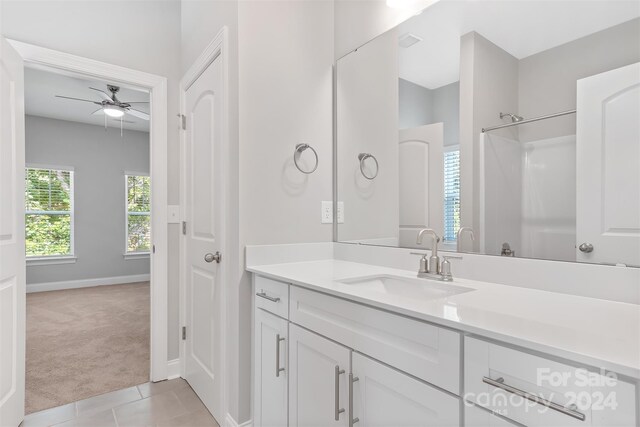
xmin=416 ymin=228 xmax=441 ymax=275
xmin=456 ymin=227 xmax=475 ymax=252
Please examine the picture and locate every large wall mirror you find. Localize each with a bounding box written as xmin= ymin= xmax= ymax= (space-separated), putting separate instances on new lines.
xmin=335 ymin=0 xmax=640 ymax=267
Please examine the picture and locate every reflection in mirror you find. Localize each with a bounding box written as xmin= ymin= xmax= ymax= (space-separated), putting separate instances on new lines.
xmin=335 ymin=0 xmax=640 ymax=266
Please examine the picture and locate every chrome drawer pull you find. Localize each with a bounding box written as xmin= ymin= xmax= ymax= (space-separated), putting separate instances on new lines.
xmin=349 ymin=374 xmax=360 ymax=426
xmin=275 ymin=334 xmax=285 ymax=377
xmin=335 ymin=365 xmax=345 ymax=420
xmin=256 ymin=290 xmax=280 ymax=303
xmin=483 ymin=377 xmax=586 ymax=421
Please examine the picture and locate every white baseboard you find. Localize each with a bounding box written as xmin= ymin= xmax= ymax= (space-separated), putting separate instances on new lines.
xmin=225 ymin=413 xmax=252 ymax=427
xmin=166 ymin=358 xmax=181 ymax=380
xmin=26 ymin=273 xmax=150 ymax=293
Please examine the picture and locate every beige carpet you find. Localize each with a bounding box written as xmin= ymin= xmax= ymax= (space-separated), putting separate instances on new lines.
xmin=26 ymin=282 xmax=150 ymax=414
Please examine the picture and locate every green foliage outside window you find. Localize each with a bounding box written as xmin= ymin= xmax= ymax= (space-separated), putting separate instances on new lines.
xmin=127 ymin=175 xmax=151 ymax=252
xmin=25 ymin=168 xmax=73 ymax=257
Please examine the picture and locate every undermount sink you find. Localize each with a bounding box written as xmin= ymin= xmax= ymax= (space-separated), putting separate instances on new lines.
xmin=337 ymin=274 xmax=474 ymax=300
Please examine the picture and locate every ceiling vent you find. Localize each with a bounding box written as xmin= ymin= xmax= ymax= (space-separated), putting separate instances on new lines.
xmin=398 ymin=33 xmax=423 ymax=48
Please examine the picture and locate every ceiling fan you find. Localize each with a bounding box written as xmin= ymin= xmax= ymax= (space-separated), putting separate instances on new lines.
xmin=55 ymin=84 xmax=149 ymax=121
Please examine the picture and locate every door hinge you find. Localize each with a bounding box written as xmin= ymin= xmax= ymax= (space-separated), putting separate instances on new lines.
xmin=182 ymin=221 xmax=187 ymax=235
xmin=182 ymin=326 xmax=186 ymax=340
xmin=152 ymin=244 xmax=156 ymax=254
xmin=179 ymin=114 xmax=186 ymax=130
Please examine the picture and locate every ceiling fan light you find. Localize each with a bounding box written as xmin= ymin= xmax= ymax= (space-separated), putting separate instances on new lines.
xmin=103 ymin=106 xmax=125 ymax=118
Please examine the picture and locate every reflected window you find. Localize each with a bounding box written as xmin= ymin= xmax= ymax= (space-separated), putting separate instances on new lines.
xmin=444 ymin=149 xmax=460 ymax=241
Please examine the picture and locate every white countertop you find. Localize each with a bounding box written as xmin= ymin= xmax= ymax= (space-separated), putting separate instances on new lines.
xmin=247 ymin=259 xmax=640 ymax=380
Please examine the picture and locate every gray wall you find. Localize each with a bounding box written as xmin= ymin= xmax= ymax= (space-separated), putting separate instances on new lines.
xmin=518 ymin=18 xmax=640 ymax=142
xmin=399 ymin=78 xmax=460 ymax=147
xmin=25 ymin=116 xmax=150 ymax=285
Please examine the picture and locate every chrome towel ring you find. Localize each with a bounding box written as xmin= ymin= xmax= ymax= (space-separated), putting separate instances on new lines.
xmin=358 ymin=153 xmax=379 ymax=180
xmin=294 ymin=143 xmax=318 ymax=174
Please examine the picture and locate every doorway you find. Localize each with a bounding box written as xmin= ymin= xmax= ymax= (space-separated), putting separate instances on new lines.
xmin=23 ymin=66 xmax=152 ymax=413
xmin=0 ymin=38 xmax=169 ymax=426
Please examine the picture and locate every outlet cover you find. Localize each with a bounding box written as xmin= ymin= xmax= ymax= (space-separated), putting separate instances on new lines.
xmin=337 ymin=201 xmax=344 ymax=223
xmin=321 ymin=201 xmax=333 ymax=224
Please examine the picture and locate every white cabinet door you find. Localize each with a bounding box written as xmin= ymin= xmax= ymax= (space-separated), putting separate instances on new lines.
xmin=576 ymin=62 xmax=640 ymax=266
xmin=351 ymin=353 xmax=460 ymax=426
xmin=289 ymin=324 xmax=350 ymax=427
xmin=254 ymin=309 xmax=288 ymax=427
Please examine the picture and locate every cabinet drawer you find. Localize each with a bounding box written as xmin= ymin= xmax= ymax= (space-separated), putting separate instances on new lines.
xmin=290 ymin=285 xmax=461 ymax=394
xmin=254 ymin=275 xmax=289 ymax=319
xmin=464 ymin=337 xmax=637 ymax=427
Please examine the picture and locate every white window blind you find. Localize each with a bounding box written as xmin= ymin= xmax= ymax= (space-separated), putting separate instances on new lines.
xmin=126 ymin=175 xmax=151 ymax=253
xmin=444 ymin=150 xmax=460 ymax=242
xmin=25 ymin=167 xmax=74 ymax=257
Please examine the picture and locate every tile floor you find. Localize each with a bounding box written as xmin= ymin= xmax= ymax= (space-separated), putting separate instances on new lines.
xmin=21 ymin=379 xmax=220 ymax=427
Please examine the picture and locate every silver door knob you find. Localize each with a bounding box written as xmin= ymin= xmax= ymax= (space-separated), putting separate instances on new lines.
xmin=204 ymin=252 xmax=222 ymax=263
xmin=578 ymin=243 xmax=594 ymax=253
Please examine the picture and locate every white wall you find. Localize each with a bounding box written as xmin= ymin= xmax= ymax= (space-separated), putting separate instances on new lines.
xmin=459 ymin=31 xmax=519 ymax=251
xmin=399 ymin=79 xmax=459 ymax=146
xmin=0 ymin=0 xmax=183 ymax=360
xmin=25 ymin=116 xmax=150 ymax=285
xmin=337 ymin=28 xmax=399 ymax=243
xmin=334 ymin=0 xmax=438 ymax=59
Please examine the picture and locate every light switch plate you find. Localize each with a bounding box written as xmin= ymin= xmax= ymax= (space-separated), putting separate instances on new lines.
xmin=321 ymin=201 xmax=333 ymax=224
xmin=337 ymin=201 xmax=344 ymax=223
xmin=167 ymin=205 xmax=180 ymax=223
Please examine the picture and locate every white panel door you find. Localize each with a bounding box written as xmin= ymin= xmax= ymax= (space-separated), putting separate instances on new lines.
xmin=351 ymin=353 xmax=460 ymax=427
xmin=184 ymin=55 xmax=224 ymax=421
xmin=254 ymin=309 xmax=288 ymax=427
xmin=0 ymin=37 xmax=26 ymax=427
xmin=398 ymin=123 xmax=444 ymax=249
xmin=576 ymin=62 xmax=640 ymax=266
xmin=288 ymin=324 xmax=350 ymax=427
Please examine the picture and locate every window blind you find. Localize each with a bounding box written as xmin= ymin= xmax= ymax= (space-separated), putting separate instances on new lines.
xmin=443 ymin=150 xmax=460 ymax=242
xmin=25 ymin=167 xmax=73 ymax=257
xmin=126 ymin=175 xmax=151 ymax=253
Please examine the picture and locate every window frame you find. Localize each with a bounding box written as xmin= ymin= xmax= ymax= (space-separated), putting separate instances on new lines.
xmin=443 ymin=145 xmax=460 ymax=246
xmin=124 ymin=172 xmax=151 ymax=257
xmin=25 ymin=164 xmax=76 ymax=262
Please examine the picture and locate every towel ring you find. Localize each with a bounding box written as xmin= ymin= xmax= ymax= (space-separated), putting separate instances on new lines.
xmin=358 ymin=153 xmax=379 ymax=180
xmin=294 ymin=143 xmax=318 ymax=174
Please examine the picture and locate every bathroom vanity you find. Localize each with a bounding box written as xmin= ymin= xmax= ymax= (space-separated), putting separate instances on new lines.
xmin=249 ymin=254 xmax=639 ymax=427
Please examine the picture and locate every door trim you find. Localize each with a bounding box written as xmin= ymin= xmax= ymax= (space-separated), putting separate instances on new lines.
xmin=8 ymin=39 xmax=170 ymax=382
xmin=179 ymin=26 xmax=229 ymax=419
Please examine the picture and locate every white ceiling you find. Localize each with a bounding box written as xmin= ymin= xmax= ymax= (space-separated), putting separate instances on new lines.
xmin=25 ymin=67 xmax=150 ymax=132
xmin=398 ymin=0 xmax=640 ymax=89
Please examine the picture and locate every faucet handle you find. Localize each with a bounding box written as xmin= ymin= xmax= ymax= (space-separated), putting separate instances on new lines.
xmin=441 ymin=256 xmax=462 ymax=281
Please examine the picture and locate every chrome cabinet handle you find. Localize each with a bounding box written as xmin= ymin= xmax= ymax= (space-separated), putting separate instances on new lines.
xmin=578 ymin=243 xmax=594 ymax=253
xmin=275 ymin=334 xmax=285 ymax=377
xmin=256 ymin=291 xmax=280 ymax=303
xmin=349 ymin=373 xmax=359 ymax=426
xmin=334 ymin=366 xmax=345 ymax=420
xmin=483 ymin=377 xmax=585 ymax=421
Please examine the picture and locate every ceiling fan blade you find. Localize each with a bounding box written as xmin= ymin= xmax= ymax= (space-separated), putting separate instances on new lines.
xmin=91 ymin=108 xmax=104 ymax=115
xmin=126 ymin=108 xmax=150 ymax=121
xmin=89 ymin=87 xmax=113 ymax=102
xmin=123 ymin=101 xmax=150 ymax=104
xmin=56 ymin=95 xmax=101 ymax=104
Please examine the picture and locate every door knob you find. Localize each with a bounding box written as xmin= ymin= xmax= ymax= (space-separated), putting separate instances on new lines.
xmin=578 ymin=243 xmax=593 ymax=253
xmin=204 ymin=252 xmax=222 ymax=263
